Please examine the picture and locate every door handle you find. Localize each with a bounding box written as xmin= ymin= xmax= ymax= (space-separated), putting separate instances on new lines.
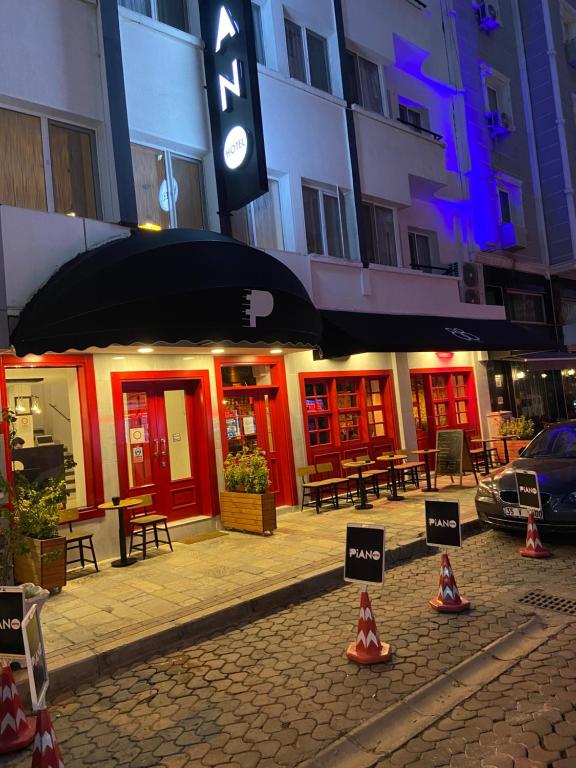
xmin=153 ymin=439 xmax=159 ymax=458
xmin=160 ymin=438 xmax=167 ymax=456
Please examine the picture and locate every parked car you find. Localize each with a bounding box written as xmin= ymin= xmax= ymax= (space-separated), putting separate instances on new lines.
xmin=475 ymin=421 xmax=576 ymax=532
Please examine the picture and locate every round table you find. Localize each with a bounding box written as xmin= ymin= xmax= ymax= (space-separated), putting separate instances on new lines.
xmin=342 ymin=460 xmax=374 ymax=511
xmin=410 ymin=448 xmax=439 ymax=492
xmin=377 ymin=453 xmax=408 ymax=501
xmin=98 ymin=498 xmax=143 ymax=568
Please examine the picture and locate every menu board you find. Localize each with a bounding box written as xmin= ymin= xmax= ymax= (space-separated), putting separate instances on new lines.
xmin=435 ymin=430 xmax=476 ymax=485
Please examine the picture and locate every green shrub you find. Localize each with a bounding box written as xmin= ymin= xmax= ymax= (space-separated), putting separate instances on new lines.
xmin=498 ymin=415 xmax=535 ymax=440
xmin=224 ymin=447 xmax=270 ymax=493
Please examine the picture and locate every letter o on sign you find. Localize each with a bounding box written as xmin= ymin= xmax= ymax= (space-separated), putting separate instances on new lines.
xmin=223 ymin=125 xmax=249 ymax=170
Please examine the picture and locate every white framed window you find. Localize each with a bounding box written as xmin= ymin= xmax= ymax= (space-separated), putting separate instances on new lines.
xmin=561 ymin=0 xmax=576 ymax=42
xmin=346 ymin=51 xmax=384 ymax=115
xmin=302 ymin=183 xmax=349 ymax=259
xmin=284 ymin=18 xmax=331 ymax=93
xmin=495 ymin=173 xmax=524 ymax=227
xmin=251 ymin=3 xmax=266 ymax=66
xmin=0 ymin=106 xmax=100 ymax=218
xmin=231 ymin=179 xmax=283 ymax=250
xmin=498 ymin=189 xmax=512 ymax=224
xmin=130 ymin=143 xmax=204 ymax=230
xmin=360 ymin=202 xmax=397 ymax=266
xmin=408 ymin=229 xmax=439 ymax=272
xmin=481 ymin=64 xmax=514 ymax=132
xmin=118 ymin=0 xmax=189 ymax=32
xmin=397 ymin=98 xmax=433 ymax=135
xmin=507 ymin=291 xmax=546 ymax=324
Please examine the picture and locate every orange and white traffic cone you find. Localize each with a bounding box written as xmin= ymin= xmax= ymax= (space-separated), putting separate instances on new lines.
xmin=346 ymin=587 xmax=392 ymax=665
xmin=519 ymin=511 xmax=552 ymax=559
xmin=31 ymin=709 xmax=64 ymax=768
xmin=0 ymin=664 xmax=35 ymax=753
xmin=429 ymin=553 xmax=470 ymax=613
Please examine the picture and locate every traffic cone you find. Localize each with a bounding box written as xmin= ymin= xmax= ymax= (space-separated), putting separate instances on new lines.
xmin=0 ymin=665 xmax=35 ymax=753
xmin=429 ymin=553 xmax=470 ymax=613
xmin=519 ymin=511 xmax=552 ymax=559
xmin=346 ymin=587 xmax=392 ymax=665
xmin=31 ymin=709 xmax=64 ymax=768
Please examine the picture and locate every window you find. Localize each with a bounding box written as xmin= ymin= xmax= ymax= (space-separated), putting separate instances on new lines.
xmin=399 ymin=103 xmax=422 ymax=129
xmin=498 ymin=189 xmax=512 ymax=224
xmin=302 ymin=184 xmax=347 ymax=258
xmin=360 ymin=202 xmax=397 ymax=266
xmin=0 ymin=106 xmax=99 ymax=217
xmin=481 ymin=65 xmax=514 ymax=132
xmin=408 ymin=230 xmax=438 ymax=272
xmin=561 ymin=0 xmax=576 ymax=42
xmin=337 ymin=380 xmax=360 ymax=442
xmin=507 ymin=292 xmax=546 ymax=324
xmin=119 ymin=0 xmax=188 ymax=32
xmin=252 ymin=3 xmax=265 ymax=66
xmin=131 ymin=143 xmax=204 ymax=230
xmin=284 ymin=18 xmax=331 ymax=93
xmin=346 ymin=51 xmax=384 ymax=114
xmin=366 ymin=379 xmax=387 ymax=438
xmin=231 ymin=180 xmax=283 ymax=250
xmin=561 ymin=297 xmax=576 ymax=325
xmin=305 ymin=382 xmax=331 ymax=446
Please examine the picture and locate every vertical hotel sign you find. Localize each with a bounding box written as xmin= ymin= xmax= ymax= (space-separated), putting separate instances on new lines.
xmin=199 ymin=0 xmax=268 ymax=213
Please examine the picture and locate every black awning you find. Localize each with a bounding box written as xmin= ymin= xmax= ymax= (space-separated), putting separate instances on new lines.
xmin=11 ymin=229 xmax=322 ymax=356
xmin=320 ymin=310 xmax=558 ymax=357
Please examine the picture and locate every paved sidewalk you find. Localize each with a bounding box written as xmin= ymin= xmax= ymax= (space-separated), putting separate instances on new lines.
xmin=41 ymin=480 xmax=479 ymax=684
xmin=5 ymin=528 xmax=576 ymax=768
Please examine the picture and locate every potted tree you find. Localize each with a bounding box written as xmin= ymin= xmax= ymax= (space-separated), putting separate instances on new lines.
xmin=498 ymin=415 xmax=535 ymax=461
xmin=220 ymin=447 xmax=277 ymax=534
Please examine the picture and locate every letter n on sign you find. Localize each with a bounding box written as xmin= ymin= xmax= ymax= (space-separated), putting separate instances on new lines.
xmin=344 ymin=523 xmax=385 ymax=585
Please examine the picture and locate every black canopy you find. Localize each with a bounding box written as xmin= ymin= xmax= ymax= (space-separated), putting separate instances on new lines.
xmin=320 ymin=309 xmax=558 ymax=357
xmin=11 ymin=229 xmax=322 ymax=356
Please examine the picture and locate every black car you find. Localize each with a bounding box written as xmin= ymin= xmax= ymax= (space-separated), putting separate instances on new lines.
xmin=475 ymin=421 xmax=576 ymax=532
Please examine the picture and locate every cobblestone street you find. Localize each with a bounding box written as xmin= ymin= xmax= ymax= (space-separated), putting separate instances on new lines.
xmin=7 ymin=528 xmax=576 ymax=768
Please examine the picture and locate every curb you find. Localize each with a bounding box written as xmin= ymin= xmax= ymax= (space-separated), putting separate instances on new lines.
xmin=47 ymin=518 xmax=486 ymax=697
xmin=297 ymin=615 xmax=562 ymax=768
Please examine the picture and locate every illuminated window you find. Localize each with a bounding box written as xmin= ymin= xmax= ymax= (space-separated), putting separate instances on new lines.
xmin=119 ymin=0 xmax=188 ymax=33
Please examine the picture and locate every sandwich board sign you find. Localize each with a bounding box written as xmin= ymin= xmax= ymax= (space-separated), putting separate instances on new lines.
xmin=22 ymin=604 xmax=49 ymax=710
xmin=515 ymin=470 xmax=543 ymax=518
xmin=425 ymin=499 xmax=462 ymax=548
xmin=0 ymin=586 xmax=26 ymax=658
xmin=344 ymin=523 xmax=385 ymax=584
xmin=434 ymin=430 xmax=477 ymax=486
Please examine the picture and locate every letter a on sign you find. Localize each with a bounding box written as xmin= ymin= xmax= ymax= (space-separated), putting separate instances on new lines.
xmin=215 ymin=6 xmax=238 ymax=52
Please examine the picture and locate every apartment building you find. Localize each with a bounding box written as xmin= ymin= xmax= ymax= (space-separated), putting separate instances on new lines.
xmin=0 ymin=0 xmax=555 ymax=556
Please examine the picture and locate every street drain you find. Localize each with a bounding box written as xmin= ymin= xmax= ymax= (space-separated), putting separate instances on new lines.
xmin=519 ymin=590 xmax=576 ymax=615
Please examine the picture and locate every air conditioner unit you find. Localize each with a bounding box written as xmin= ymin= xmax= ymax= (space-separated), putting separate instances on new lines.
xmin=477 ymin=2 xmax=501 ymax=32
xmin=500 ymin=222 xmax=528 ymax=251
xmin=486 ymin=110 xmax=511 ymax=139
xmin=566 ymin=37 xmax=576 ymax=68
xmin=459 ymin=262 xmax=485 ymax=305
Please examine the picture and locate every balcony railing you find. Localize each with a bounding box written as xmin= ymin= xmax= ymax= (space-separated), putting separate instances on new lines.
xmin=410 ymin=262 xmax=459 ymax=277
xmin=397 ymin=118 xmax=442 ymax=142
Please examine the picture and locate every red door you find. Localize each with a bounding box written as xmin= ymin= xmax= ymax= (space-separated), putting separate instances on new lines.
xmin=222 ymin=388 xmax=284 ymax=504
xmin=120 ymin=381 xmax=203 ymax=520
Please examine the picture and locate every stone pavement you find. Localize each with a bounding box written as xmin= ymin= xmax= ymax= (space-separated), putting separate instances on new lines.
xmin=6 ymin=528 xmax=576 ymax=768
xmin=41 ymin=479 xmax=478 ymax=682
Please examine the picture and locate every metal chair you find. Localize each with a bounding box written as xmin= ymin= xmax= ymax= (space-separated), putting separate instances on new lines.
xmin=59 ymin=507 xmax=98 ymax=573
xmin=129 ymin=494 xmax=173 ymax=559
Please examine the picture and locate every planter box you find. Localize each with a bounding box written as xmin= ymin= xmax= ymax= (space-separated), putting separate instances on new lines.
xmin=220 ymin=491 xmax=277 ymax=534
xmin=14 ymin=536 xmax=67 ymax=592
xmin=503 ymin=439 xmax=531 ymax=463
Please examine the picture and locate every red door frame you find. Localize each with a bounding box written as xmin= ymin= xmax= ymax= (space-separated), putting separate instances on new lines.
xmin=409 ymin=367 xmax=480 ymax=450
xmin=214 ymin=355 xmax=297 ymax=507
xmin=298 ymin=369 xmax=400 ymax=473
xmin=111 ymin=370 xmax=219 ymax=517
xmin=0 ymin=354 xmax=104 ymax=520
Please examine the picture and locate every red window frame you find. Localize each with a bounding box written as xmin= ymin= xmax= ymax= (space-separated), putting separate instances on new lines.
xmin=299 ymin=370 xmax=399 ymax=470
xmin=0 ymin=354 xmax=104 ymax=520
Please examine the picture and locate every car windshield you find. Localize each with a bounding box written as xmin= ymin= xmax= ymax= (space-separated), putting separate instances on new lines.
xmin=523 ymin=426 xmax=576 ymax=459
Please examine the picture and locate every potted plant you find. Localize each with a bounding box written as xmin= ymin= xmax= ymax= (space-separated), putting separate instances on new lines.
xmin=220 ymin=447 xmax=276 ymax=534
xmin=498 ymin=415 xmax=535 ymax=461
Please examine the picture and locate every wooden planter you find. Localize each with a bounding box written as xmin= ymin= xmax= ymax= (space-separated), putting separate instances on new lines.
xmin=219 ymin=491 xmax=277 ymax=534
xmin=504 ymin=440 xmax=531 ymax=462
xmin=14 ymin=536 xmax=67 ymax=592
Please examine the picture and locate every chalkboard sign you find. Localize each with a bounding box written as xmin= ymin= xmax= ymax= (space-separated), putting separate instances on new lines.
xmin=434 ymin=430 xmax=477 ymax=486
xmin=23 ymin=604 xmax=49 ymax=711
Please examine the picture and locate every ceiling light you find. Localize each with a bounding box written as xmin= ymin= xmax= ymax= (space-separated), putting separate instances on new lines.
xmin=138 ymin=222 xmax=162 ymax=232
xmin=183 ymin=356 xmax=195 ymax=360
xmin=515 ymin=371 xmax=525 ymax=380
xmin=112 ymin=356 xmax=125 ymax=360
xmin=541 ymin=373 xmax=548 ymax=379
xmin=66 ymin=211 xmax=76 ymax=217
xmin=569 ymin=369 xmax=576 ymax=376
xmin=211 ymin=348 xmax=225 ymax=355
xmin=270 ymin=348 xmax=283 ymax=355
xmin=137 ymin=347 xmax=154 ymax=354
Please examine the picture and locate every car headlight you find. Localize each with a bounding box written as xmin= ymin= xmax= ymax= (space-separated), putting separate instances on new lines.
xmin=477 ymin=479 xmax=494 ymax=499
xmin=565 ymin=491 xmax=576 ymax=504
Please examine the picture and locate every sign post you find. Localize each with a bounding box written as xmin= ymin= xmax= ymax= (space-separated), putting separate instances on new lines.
xmin=425 ymin=499 xmax=470 ymax=612
xmin=344 ymin=524 xmax=391 ymax=665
